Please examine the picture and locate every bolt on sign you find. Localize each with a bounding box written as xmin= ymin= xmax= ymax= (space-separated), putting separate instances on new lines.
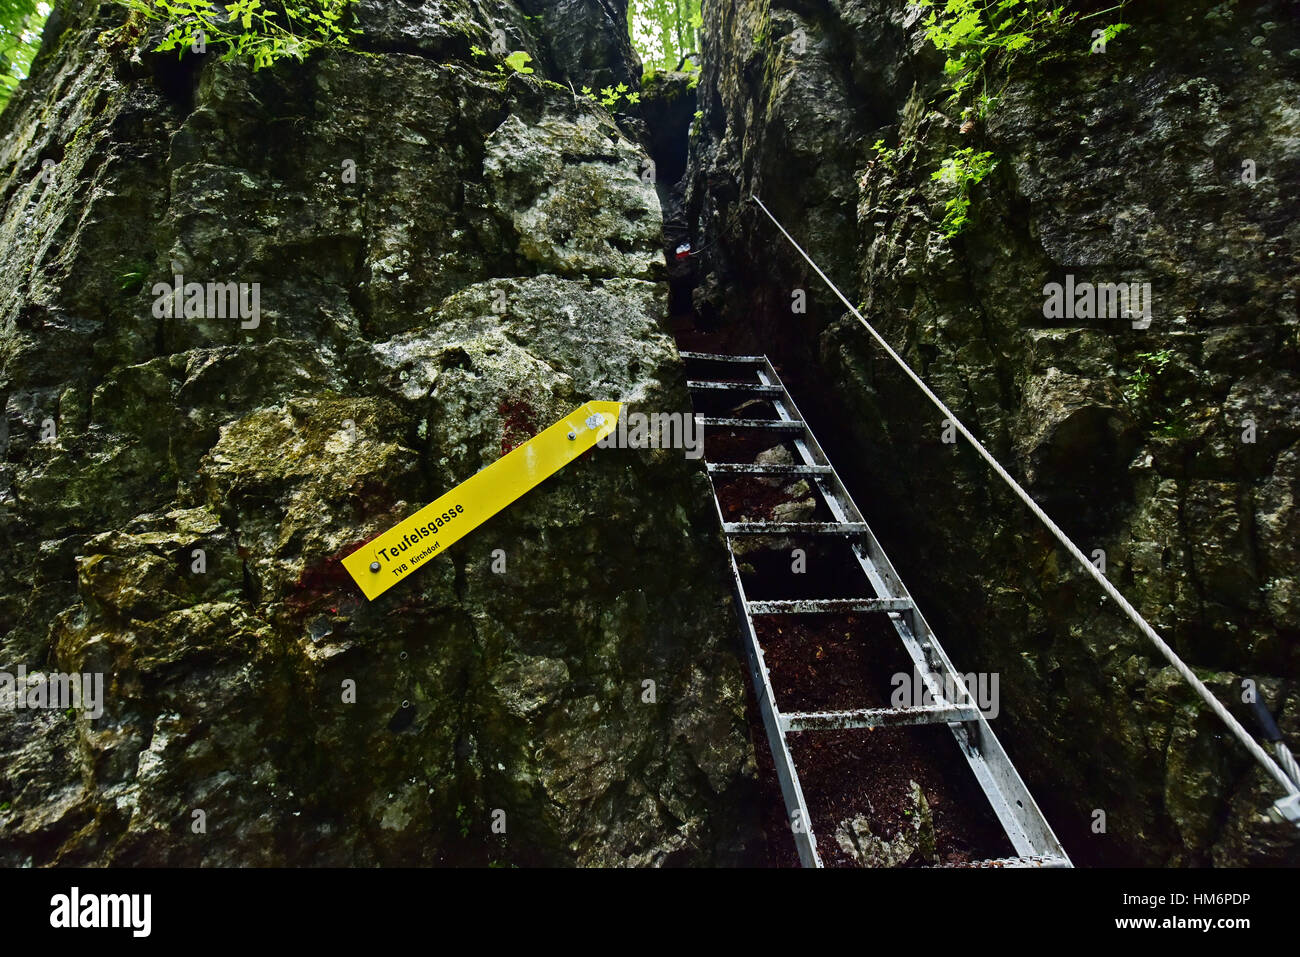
xmin=342 ymin=402 xmax=621 ymax=600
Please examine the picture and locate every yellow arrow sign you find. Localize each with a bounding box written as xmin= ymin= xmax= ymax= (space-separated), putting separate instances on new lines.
xmin=342 ymin=401 xmax=621 ymax=600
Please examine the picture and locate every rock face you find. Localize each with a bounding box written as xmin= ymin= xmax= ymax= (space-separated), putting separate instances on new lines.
xmin=834 ymin=781 xmax=936 ymax=868
xmin=687 ymin=0 xmax=1300 ymax=865
xmin=0 ymin=0 xmax=759 ymax=865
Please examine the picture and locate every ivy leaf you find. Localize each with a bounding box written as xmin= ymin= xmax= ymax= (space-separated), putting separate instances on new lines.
xmin=503 ymin=50 xmax=534 ymax=74
xmin=1102 ymin=22 xmax=1130 ymax=44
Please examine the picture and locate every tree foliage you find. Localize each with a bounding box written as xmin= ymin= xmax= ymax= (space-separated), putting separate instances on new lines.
xmin=627 ymin=0 xmax=700 ymax=72
xmin=0 ymin=0 xmax=51 ymax=112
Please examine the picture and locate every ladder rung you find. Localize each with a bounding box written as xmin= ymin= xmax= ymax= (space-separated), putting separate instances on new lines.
xmin=679 ymin=351 xmax=766 ymax=363
xmin=698 ymin=417 xmax=804 ymax=430
xmin=707 ymin=463 xmax=833 ymax=476
xmin=939 ymin=856 xmax=1071 ymax=869
xmin=687 ymin=380 xmax=785 ymax=395
xmin=747 ymin=598 xmax=912 ymax=615
xmin=723 ymin=521 xmax=869 ymax=536
xmin=780 ymin=703 xmax=980 ymax=732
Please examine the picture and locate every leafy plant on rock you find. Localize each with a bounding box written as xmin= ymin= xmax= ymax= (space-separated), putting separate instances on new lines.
xmin=930 ymin=147 xmax=997 ymax=236
xmin=918 ymin=0 xmax=1078 ymax=108
xmin=914 ymin=0 xmax=1129 ymax=236
xmin=579 ymin=81 xmax=640 ymax=109
xmin=503 ymin=49 xmax=533 ymax=74
xmin=113 ymin=0 xmax=360 ymax=70
xmin=1123 ymin=348 xmax=1187 ymax=436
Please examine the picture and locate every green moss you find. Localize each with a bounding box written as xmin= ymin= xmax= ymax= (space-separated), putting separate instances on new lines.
xmin=641 ymin=68 xmax=682 ymax=101
xmin=436 ymin=18 xmax=480 ymax=39
xmin=534 ymin=77 xmax=571 ymax=95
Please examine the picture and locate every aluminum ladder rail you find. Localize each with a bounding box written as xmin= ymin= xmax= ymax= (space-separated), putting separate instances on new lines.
xmin=683 ymin=350 xmax=1071 ymax=869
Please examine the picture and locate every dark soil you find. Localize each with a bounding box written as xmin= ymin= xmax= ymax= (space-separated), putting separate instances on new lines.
xmin=703 ymin=429 xmax=799 ymax=464
xmin=714 ymin=475 xmax=796 ymax=521
xmin=736 ymin=544 xmax=875 ymax=599
xmin=690 ymin=391 xmax=780 ymax=419
xmin=790 ymin=727 xmax=1014 ymax=867
xmin=722 ymin=477 xmax=836 ymax=522
xmin=757 ymin=613 xmax=911 ymax=712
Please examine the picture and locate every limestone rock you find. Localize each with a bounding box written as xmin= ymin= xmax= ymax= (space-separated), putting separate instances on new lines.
xmin=0 ymin=0 xmax=758 ymax=866
xmin=835 ymin=781 xmax=937 ymax=868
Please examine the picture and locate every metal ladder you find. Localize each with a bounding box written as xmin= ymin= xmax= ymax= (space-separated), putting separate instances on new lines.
xmin=682 ymin=350 xmax=1071 ymax=868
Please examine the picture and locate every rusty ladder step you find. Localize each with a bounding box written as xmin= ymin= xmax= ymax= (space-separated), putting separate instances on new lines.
xmin=687 ymin=380 xmax=785 ymax=395
xmin=706 ymin=463 xmax=833 ymax=476
xmin=780 ymin=704 xmax=981 ymax=733
xmin=746 ymin=598 xmax=912 ymax=615
xmin=722 ymin=521 xmax=869 ymax=536
xmin=679 ymin=350 xmax=766 ymax=362
xmin=937 ymin=856 xmax=1071 ymax=869
xmin=697 ymin=416 xmax=805 ymax=431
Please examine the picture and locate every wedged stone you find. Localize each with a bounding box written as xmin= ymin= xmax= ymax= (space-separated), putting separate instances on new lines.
xmin=485 ymin=111 xmax=664 ymax=279
xmin=834 ymin=781 xmax=937 ymax=868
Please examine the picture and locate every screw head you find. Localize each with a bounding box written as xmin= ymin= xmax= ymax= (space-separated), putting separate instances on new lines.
xmin=567 ymin=430 xmax=576 ymax=440
xmin=369 ymin=561 xmax=380 ymax=573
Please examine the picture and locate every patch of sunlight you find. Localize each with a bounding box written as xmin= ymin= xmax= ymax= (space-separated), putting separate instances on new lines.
xmin=627 ymin=0 xmax=701 ymax=72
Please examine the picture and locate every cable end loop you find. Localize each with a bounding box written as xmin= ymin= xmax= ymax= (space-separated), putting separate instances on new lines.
xmin=1268 ymin=792 xmax=1300 ymax=827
